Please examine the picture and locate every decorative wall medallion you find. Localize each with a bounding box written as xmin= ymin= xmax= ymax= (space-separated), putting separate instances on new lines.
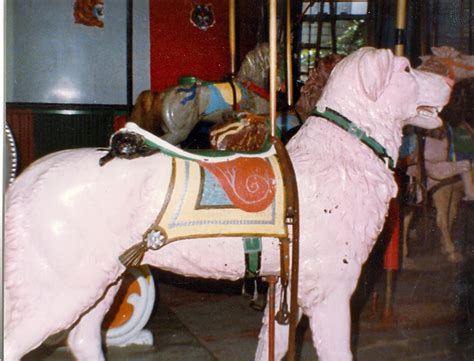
xmin=190 ymin=1 xmax=216 ymax=31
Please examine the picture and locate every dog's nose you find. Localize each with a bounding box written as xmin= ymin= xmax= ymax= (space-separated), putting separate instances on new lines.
xmin=443 ymin=76 xmax=455 ymax=88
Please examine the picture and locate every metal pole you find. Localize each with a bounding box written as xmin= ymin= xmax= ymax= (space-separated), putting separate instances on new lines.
xmin=394 ymin=0 xmax=407 ymax=56
xmin=229 ymin=0 xmax=236 ymax=77
xmin=286 ymin=0 xmax=293 ymax=107
xmin=315 ymin=1 xmax=325 ymax=58
xmin=126 ymin=0 xmax=133 ymax=109
xmin=384 ymin=0 xmax=408 ymax=321
xmin=269 ymin=0 xmax=277 ymax=137
xmin=266 ymin=275 xmax=277 ymax=361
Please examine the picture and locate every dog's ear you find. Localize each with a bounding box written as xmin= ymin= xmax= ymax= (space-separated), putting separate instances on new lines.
xmin=358 ymin=49 xmax=393 ymax=102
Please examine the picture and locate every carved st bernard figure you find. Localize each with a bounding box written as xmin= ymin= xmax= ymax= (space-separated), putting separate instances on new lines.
xmin=5 ymin=48 xmax=452 ymax=361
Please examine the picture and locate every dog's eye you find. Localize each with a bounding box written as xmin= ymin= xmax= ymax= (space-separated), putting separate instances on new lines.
xmin=404 ymin=66 xmax=411 ymax=73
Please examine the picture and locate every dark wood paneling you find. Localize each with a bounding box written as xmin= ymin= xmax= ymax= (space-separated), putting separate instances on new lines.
xmin=33 ymin=113 xmax=114 ymax=160
xmin=6 ymin=108 xmax=34 ymax=173
xmin=6 ymin=104 xmax=127 ymax=174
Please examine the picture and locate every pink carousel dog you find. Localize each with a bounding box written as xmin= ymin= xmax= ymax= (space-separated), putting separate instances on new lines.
xmin=5 ymin=48 xmax=451 ymax=361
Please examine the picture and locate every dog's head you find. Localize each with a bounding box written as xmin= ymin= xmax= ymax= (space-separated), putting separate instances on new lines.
xmin=318 ymin=47 xmax=452 ymax=131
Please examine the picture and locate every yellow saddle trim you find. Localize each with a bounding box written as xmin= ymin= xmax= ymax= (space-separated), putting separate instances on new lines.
xmin=213 ymin=82 xmax=243 ymax=105
xmin=157 ymin=156 xmax=287 ymax=242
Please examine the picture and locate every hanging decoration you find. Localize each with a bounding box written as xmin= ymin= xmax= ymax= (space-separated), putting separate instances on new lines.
xmin=74 ymin=0 xmax=105 ymax=28
xmin=190 ymin=1 xmax=216 ymax=31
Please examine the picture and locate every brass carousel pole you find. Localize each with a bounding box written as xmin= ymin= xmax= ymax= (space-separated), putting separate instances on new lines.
xmin=267 ymin=2 xmax=278 ymax=358
xmin=284 ymin=4 xmax=300 ymax=359
xmin=269 ymin=0 xmax=277 ymax=137
xmin=286 ymin=0 xmax=293 ymax=108
xmin=384 ymin=0 xmax=408 ymax=321
xmin=269 ymin=3 xmax=300 ymax=361
xmin=394 ymin=0 xmax=407 ymax=56
xmin=229 ymin=0 xmax=236 ymax=78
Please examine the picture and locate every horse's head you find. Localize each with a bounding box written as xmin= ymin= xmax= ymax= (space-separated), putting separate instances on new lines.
xmin=236 ymin=43 xmax=284 ymax=93
xmin=419 ymin=46 xmax=474 ymax=81
xmin=439 ymin=77 xmax=474 ymax=128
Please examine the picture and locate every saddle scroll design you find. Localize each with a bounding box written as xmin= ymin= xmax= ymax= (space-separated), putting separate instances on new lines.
xmin=147 ymin=155 xmax=287 ymax=243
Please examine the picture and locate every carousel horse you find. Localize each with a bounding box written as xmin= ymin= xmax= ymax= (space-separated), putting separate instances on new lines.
xmin=402 ymin=49 xmax=474 ymax=264
xmin=207 ymin=54 xmax=345 ymax=151
xmin=4 ymin=47 xmax=452 ymax=361
xmin=402 ymin=122 xmax=473 ymax=264
xmin=130 ymin=42 xmax=277 ymax=145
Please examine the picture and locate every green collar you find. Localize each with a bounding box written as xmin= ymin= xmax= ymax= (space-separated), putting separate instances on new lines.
xmin=312 ymin=107 xmax=395 ymax=171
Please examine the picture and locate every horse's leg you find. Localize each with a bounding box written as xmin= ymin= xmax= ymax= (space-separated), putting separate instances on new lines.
xmin=161 ymin=130 xmax=193 ymax=146
xmin=460 ymin=166 xmax=474 ymax=200
xmin=402 ymin=207 xmax=414 ymax=259
xmin=307 ymin=286 xmax=353 ymax=361
xmin=447 ymin=181 xmax=464 ymax=260
xmin=67 ymin=281 xmax=122 ymax=361
xmin=255 ymin=282 xmax=303 ymax=361
xmin=433 ymin=186 xmax=454 ymax=254
xmin=401 ymin=206 xmax=418 ymax=269
xmin=432 ymin=185 xmax=462 ymax=262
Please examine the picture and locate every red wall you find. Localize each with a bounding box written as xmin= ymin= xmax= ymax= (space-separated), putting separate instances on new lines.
xmin=149 ymin=0 xmax=261 ymax=92
xmin=150 ymin=0 xmax=231 ymax=91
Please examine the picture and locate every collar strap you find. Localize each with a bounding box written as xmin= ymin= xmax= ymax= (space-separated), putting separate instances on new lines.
xmin=312 ymin=107 xmax=395 ymax=171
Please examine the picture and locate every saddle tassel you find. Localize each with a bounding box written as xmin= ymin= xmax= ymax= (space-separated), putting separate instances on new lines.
xmin=119 ymin=241 xmax=148 ymax=268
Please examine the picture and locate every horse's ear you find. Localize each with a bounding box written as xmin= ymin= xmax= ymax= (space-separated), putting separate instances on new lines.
xmin=419 ymin=55 xmax=430 ymax=63
xmin=431 ymin=46 xmax=460 ymax=58
xmin=358 ymin=48 xmax=393 ymax=102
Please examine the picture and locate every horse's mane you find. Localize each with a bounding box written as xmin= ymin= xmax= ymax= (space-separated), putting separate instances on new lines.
xmin=416 ymin=47 xmax=474 ymax=128
xmin=236 ymin=43 xmax=270 ymax=89
xmin=440 ymin=77 xmax=474 ymax=128
xmin=418 ymin=46 xmax=474 ymax=81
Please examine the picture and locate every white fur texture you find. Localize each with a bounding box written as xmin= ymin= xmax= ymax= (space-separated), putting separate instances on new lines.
xmin=4 ymin=47 xmax=451 ymax=361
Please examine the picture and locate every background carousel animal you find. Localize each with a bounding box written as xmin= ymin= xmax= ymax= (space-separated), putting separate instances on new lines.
xmin=4 ymin=47 xmax=452 ymax=361
xmin=295 ymin=53 xmax=344 ymax=120
xmin=418 ymin=45 xmax=474 ymax=81
xmin=208 ymin=54 xmax=344 ymax=151
xmin=401 ymin=48 xmax=474 ymax=264
xmin=130 ymin=42 xmax=277 ymax=145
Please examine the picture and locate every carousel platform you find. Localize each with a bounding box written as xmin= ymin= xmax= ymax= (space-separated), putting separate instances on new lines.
xmin=22 ymin=202 xmax=474 ymax=361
